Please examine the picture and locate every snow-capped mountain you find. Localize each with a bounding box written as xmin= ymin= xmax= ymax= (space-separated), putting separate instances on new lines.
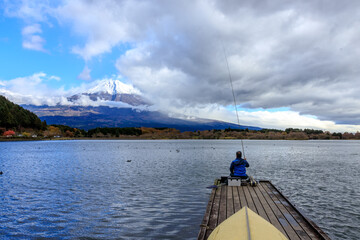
xmin=1 ymin=78 xmax=260 ymax=131
xmin=68 ymin=79 xmax=148 ymax=106
xmin=86 ymin=79 xmax=141 ymax=95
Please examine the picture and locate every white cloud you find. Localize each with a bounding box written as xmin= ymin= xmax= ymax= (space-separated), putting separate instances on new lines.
xmin=22 ymin=34 xmax=46 ymax=51
xmin=21 ymin=24 xmax=42 ymax=35
xmin=158 ymin=103 xmax=360 ymax=133
xmin=0 ymin=73 xmax=147 ymax=110
xmin=49 ymin=76 xmax=61 ymax=81
xmin=4 ymin=1 xmax=54 ymax=52
xmin=236 ymin=111 xmax=359 ymax=133
xmin=54 ymin=0 xmax=149 ymax=61
xmin=77 ymin=65 xmax=92 ymax=81
xmin=4 ymin=0 xmax=50 ymax=22
xmin=0 ymin=88 xmax=70 ymax=106
xmin=69 ymin=94 xmax=146 ymax=110
xmin=21 ymin=24 xmax=46 ymax=52
xmin=0 ymin=72 xmax=66 ymax=105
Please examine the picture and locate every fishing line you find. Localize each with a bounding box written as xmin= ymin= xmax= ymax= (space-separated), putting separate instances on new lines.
xmin=222 ymin=44 xmax=245 ymax=158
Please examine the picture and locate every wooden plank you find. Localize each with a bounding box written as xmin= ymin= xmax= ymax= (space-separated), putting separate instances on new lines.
xmin=226 ymin=186 xmax=234 ymax=218
xmin=238 ymin=186 xmax=247 ymax=208
xmin=198 ymin=188 xmax=216 ymax=240
xmin=266 ymin=183 xmax=320 ymax=240
xmin=263 ymin=183 xmax=311 ymax=240
xmin=232 ymin=186 xmax=241 ymax=212
xmin=218 ymin=186 xmax=227 ymax=225
xmin=253 ymin=183 xmax=287 ymax=236
xmin=268 ymin=183 xmax=329 ymax=240
xmin=246 ymin=185 xmax=270 ymax=222
xmin=204 ymin=187 xmax=221 ymax=239
xmin=258 ymin=183 xmax=301 ymax=240
xmin=243 ymin=185 xmax=257 ymax=213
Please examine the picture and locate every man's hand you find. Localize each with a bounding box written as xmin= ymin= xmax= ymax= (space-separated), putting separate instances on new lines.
xmin=244 ymin=157 xmax=247 ymax=160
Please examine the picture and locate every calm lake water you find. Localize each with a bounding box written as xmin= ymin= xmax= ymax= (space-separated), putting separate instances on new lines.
xmin=0 ymin=140 xmax=359 ymax=239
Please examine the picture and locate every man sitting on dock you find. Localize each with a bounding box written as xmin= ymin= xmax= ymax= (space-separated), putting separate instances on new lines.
xmin=230 ymin=151 xmax=249 ymax=179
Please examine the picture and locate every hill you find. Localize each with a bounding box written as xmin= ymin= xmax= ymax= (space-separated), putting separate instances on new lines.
xmin=0 ymin=95 xmax=44 ymax=130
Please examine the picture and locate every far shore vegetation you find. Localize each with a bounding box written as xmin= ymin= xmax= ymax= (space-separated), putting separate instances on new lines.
xmin=1 ymin=126 xmax=360 ymax=141
xmin=1 ymin=95 xmax=360 ymax=141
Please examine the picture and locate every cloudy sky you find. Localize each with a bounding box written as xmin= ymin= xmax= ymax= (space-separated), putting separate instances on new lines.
xmin=1 ymin=0 xmax=360 ymax=132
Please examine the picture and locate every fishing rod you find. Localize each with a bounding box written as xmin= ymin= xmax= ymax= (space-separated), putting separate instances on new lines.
xmin=222 ymin=45 xmax=245 ymax=158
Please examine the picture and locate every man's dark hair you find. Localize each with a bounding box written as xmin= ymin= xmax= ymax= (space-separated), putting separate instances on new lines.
xmin=236 ymin=151 xmax=242 ymax=159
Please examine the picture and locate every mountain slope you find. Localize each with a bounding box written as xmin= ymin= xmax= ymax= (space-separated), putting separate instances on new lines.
xmin=0 ymin=95 xmax=43 ymax=129
xmin=24 ymin=105 xmax=260 ymax=131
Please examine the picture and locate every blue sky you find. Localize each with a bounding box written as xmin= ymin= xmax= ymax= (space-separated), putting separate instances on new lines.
xmin=1 ymin=0 xmax=360 ymax=132
xmin=0 ymin=13 xmax=123 ymax=88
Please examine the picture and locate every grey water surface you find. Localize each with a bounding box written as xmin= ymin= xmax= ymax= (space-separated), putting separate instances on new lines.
xmin=0 ymin=140 xmax=359 ymax=239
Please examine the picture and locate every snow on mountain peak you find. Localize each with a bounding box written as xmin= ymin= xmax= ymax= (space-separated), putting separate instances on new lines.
xmin=86 ymin=79 xmax=141 ymax=95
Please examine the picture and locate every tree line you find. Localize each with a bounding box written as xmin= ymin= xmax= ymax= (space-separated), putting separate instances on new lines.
xmin=1 ymin=95 xmax=360 ymax=140
xmin=24 ymin=126 xmax=360 ymax=140
xmin=2 ymin=124 xmax=360 ymax=140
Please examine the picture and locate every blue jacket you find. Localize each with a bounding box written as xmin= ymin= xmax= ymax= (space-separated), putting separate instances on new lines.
xmin=230 ymin=158 xmax=249 ymax=176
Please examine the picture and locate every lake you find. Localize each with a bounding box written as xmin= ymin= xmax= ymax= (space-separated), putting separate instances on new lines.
xmin=0 ymin=140 xmax=359 ymax=239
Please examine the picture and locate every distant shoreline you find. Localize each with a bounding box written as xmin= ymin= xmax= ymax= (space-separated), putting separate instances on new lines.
xmin=1 ymin=137 xmax=359 ymax=142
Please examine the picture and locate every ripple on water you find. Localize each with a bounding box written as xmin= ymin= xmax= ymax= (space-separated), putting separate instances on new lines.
xmin=0 ymin=140 xmax=359 ymax=239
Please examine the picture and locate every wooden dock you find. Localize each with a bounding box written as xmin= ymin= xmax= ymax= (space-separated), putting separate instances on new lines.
xmin=198 ymin=180 xmax=331 ymax=240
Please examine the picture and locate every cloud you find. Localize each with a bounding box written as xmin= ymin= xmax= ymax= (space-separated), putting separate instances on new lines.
xmin=49 ymin=75 xmax=61 ymax=81
xmin=21 ymin=24 xmax=42 ymax=35
xmin=0 ymin=88 xmax=70 ymax=106
xmin=236 ymin=111 xmax=360 ymax=133
xmin=4 ymin=1 xmax=51 ymax=52
xmin=21 ymin=24 xmax=46 ymax=51
xmin=1 ymin=71 xmax=359 ymax=132
xmin=3 ymin=0 xmax=360 ymax=130
xmin=0 ymin=73 xmax=147 ymax=111
xmin=0 ymin=72 xmax=66 ymax=104
xmin=148 ymin=100 xmax=360 ymax=133
xmin=111 ymin=0 xmax=360 ymax=126
xmin=68 ymin=94 xmax=147 ymax=110
xmin=77 ymin=65 xmax=92 ymax=81
xmin=3 ymin=0 xmax=50 ymax=22
xmin=54 ymin=0 xmax=151 ymax=61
